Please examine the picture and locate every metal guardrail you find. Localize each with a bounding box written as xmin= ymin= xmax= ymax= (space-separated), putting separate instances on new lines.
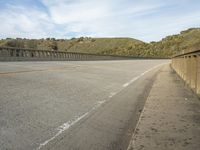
xmin=171 ymin=49 xmax=200 ymax=97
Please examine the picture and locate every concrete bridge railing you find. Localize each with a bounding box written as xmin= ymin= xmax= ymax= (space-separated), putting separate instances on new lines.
xmin=0 ymin=46 xmax=133 ymax=61
xmin=171 ymin=49 xmax=200 ymax=97
xmin=0 ymin=46 xmax=168 ymax=61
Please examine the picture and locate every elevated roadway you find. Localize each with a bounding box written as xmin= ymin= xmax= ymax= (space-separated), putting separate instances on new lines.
xmin=0 ymin=60 xmax=169 ymax=150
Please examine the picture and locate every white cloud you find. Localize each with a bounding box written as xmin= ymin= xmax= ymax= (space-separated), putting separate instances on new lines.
xmin=0 ymin=0 xmax=200 ymax=41
xmin=46 ymin=1 xmax=109 ymax=24
xmin=40 ymin=0 xmax=165 ymax=39
xmin=0 ymin=5 xmax=53 ymax=38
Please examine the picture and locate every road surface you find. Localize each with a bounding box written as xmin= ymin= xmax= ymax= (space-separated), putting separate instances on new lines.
xmin=0 ymin=60 xmax=169 ymax=150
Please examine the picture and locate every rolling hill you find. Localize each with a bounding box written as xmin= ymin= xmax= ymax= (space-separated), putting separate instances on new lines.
xmin=0 ymin=28 xmax=200 ymax=58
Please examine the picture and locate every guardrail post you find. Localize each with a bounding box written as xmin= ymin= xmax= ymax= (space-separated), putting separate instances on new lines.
xmin=38 ymin=51 xmax=41 ymax=59
xmin=183 ymin=56 xmax=186 ymax=81
xmin=47 ymin=51 xmax=50 ymax=60
xmin=68 ymin=53 xmax=70 ymax=60
xmin=197 ymin=55 xmax=200 ymax=96
xmin=186 ymin=56 xmax=190 ymax=85
xmin=190 ymin=55 xmax=197 ymax=91
xmin=42 ymin=51 xmax=45 ymax=59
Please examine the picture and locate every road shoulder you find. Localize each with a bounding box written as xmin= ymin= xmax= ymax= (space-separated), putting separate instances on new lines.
xmin=128 ymin=64 xmax=200 ymax=150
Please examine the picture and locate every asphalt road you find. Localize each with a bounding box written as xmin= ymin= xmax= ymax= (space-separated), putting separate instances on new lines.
xmin=0 ymin=60 xmax=169 ymax=150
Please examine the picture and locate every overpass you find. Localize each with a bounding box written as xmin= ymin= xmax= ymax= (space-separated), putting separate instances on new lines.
xmin=0 ymin=47 xmax=199 ymax=150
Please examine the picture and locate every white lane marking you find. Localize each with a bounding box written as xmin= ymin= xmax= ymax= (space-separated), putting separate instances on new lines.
xmin=37 ymin=100 xmax=106 ymax=150
xmin=123 ymin=82 xmax=130 ymax=87
xmin=36 ymin=62 xmax=168 ymax=150
xmin=123 ymin=76 xmax=140 ymax=87
xmin=122 ymin=63 xmax=168 ymax=88
xmin=109 ymin=92 xmax=117 ymax=98
xmin=37 ymin=112 xmax=88 ymax=150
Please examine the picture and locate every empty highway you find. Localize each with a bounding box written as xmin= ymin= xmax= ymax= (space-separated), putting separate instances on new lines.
xmin=0 ymin=60 xmax=169 ymax=150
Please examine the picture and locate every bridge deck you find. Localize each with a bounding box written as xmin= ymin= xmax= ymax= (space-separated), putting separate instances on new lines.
xmin=0 ymin=60 xmax=168 ymax=150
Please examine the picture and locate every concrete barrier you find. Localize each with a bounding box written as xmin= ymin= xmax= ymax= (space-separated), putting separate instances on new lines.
xmin=0 ymin=46 xmax=129 ymax=61
xmin=0 ymin=46 xmax=169 ymax=62
xmin=172 ymin=49 xmax=200 ymax=97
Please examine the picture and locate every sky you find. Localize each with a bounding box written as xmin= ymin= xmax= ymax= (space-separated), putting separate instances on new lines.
xmin=0 ymin=0 xmax=200 ymax=42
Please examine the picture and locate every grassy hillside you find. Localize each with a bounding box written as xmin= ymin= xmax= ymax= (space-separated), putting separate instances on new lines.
xmin=150 ymin=28 xmax=200 ymax=55
xmin=59 ymin=38 xmax=144 ymax=54
xmin=0 ymin=37 xmax=143 ymax=53
xmin=97 ymin=28 xmax=200 ymax=57
xmin=0 ymin=28 xmax=200 ymax=57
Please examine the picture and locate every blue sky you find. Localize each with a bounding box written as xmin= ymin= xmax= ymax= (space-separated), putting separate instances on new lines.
xmin=0 ymin=0 xmax=200 ymax=42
